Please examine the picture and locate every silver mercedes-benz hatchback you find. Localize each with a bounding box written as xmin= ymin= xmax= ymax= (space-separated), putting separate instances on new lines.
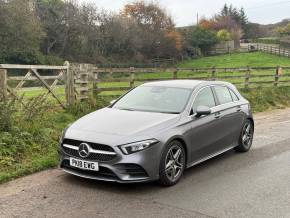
xmin=60 ymin=80 xmax=254 ymax=186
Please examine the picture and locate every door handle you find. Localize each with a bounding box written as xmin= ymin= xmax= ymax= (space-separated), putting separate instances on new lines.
xmin=214 ymin=112 xmax=221 ymax=119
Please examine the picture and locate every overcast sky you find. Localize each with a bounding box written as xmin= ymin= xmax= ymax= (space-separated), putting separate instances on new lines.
xmin=80 ymin=0 xmax=290 ymax=26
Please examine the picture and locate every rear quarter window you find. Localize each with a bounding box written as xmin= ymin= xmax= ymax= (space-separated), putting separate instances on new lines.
xmin=229 ymin=89 xmax=239 ymax=101
xmin=213 ymin=86 xmax=233 ymax=105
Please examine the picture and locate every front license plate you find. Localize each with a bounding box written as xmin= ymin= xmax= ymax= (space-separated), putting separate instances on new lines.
xmin=69 ymin=158 xmax=99 ymax=171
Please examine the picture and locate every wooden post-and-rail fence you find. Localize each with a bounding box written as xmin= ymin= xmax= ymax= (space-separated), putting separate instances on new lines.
xmin=1 ymin=63 xmax=290 ymax=107
xmin=91 ymin=66 xmax=290 ymax=96
xmin=250 ymin=44 xmax=290 ymax=58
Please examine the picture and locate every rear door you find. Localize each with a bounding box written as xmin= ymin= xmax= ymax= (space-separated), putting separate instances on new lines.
xmin=212 ymin=85 xmax=244 ymax=149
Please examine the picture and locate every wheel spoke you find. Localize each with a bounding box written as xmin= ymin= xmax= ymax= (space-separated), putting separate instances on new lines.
xmin=165 ymin=160 xmax=173 ymax=170
xmin=242 ymin=134 xmax=247 ymax=142
xmin=165 ymin=166 xmax=173 ymax=172
xmin=246 ymin=124 xmax=251 ymax=134
xmin=171 ymin=166 xmax=176 ymax=179
xmin=175 ymin=161 xmax=183 ymax=169
xmin=173 ymin=148 xmax=181 ymax=160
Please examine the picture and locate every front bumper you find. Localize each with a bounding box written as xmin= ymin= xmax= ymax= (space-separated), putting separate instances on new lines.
xmin=59 ymin=141 xmax=163 ymax=183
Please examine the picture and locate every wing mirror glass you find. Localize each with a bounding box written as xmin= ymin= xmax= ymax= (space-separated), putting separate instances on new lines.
xmin=195 ymin=106 xmax=211 ymax=117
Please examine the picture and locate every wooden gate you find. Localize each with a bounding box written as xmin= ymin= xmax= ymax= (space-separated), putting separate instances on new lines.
xmin=0 ymin=63 xmax=70 ymax=108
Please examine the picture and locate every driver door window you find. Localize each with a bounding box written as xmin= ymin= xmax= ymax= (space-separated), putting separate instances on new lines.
xmin=192 ymin=87 xmax=216 ymax=113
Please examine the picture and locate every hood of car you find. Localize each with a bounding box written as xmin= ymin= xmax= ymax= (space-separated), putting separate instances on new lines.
xmin=65 ymin=108 xmax=180 ymax=145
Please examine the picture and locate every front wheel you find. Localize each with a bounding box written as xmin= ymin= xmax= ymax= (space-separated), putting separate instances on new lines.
xmin=159 ymin=140 xmax=186 ymax=186
xmin=235 ymin=119 xmax=254 ymax=152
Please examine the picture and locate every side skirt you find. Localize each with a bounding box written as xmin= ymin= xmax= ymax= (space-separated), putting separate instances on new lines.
xmin=187 ymin=146 xmax=236 ymax=168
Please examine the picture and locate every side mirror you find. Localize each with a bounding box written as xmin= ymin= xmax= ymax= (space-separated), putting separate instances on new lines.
xmin=195 ymin=106 xmax=211 ymax=117
xmin=110 ymin=99 xmax=117 ymax=105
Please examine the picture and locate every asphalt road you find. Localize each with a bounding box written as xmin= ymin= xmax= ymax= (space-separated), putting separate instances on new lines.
xmin=1 ymin=108 xmax=290 ymax=218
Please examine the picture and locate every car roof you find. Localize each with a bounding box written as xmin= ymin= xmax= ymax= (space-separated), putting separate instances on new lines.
xmin=141 ymin=80 xmax=234 ymax=89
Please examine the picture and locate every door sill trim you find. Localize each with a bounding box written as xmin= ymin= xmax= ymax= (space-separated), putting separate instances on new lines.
xmin=187 ymin=146 xmax=236 ymax=168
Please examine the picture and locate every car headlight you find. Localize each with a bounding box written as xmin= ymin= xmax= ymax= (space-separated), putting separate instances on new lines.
xmin=59 ymin=123 xmax=72 ymax=144
xmin=119 ymin=139 xmax=159 ymax=155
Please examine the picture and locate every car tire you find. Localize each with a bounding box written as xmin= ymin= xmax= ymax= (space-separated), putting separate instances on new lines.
xmin=159 ymin=140 xmax=186 ymax=186
xmin=235 ymin=119 xmax=254 ymax=152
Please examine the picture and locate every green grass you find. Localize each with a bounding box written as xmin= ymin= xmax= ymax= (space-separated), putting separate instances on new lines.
xmin=0 ymin=97 xmax=109 ymax=184
xmin=241 ymin=86 xmax=290 ymax=112
xmin=178 ymin=52 xmax=290 ymax=68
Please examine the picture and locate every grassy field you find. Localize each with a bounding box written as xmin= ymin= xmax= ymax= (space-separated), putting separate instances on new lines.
xmin=178 ymin=52 xmax=290 ymax=68
xmin=1 ymin=51 xmax=290 ymax=184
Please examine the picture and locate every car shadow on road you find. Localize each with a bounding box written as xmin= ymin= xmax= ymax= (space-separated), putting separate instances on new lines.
xmin=60 ymin=139 xmax=289 ymax=196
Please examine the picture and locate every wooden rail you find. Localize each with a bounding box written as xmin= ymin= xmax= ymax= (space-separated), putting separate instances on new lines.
xmin=0 ymin=63 xmax=71 ymax=108
xmin=90 ymin=66 xmax=290 ymax=96
xmin=250 ymin=44 xmax=290 ymax=58
xmin=2 ymin=64 xmax=290 ymax=104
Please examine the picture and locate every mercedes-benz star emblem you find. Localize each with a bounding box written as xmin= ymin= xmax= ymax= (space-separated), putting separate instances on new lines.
xmin=78 ymin=143 xmax=90 ymax=158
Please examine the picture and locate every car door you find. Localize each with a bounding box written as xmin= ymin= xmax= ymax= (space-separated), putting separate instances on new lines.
xmin=187 ymin=86 xmax=222 ymax=163
xmin=212 ymin=85 xmax=245 ymax=150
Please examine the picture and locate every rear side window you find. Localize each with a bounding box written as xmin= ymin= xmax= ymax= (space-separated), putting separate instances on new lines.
xmin=229 ymin=89 xmax=239 ymax=101
xmin=192 ymin=87 xmax=216 ymax=112
xmin=214 ymin=86 xmax=233 ymax=105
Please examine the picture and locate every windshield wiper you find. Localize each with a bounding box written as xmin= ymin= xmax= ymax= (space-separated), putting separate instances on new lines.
xmin=158 ymin=111 xmax=180 ymax=114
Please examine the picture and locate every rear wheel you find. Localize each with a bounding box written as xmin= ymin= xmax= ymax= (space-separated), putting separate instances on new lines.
xmin=159 ymin=140 xmax=186 ymax=186
xmin=235 ymin=119 xmax=254 ymax=152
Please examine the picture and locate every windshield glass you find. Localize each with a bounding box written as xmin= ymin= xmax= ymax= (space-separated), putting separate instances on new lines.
xmin=112 ymin=86 xmax=192 ymax=113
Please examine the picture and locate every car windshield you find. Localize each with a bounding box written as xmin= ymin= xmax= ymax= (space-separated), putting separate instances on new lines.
xmin=112 ymin=86 xmax=192 ymax=114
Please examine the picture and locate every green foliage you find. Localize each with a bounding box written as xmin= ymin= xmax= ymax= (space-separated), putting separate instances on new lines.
xmin=240 ymin=87 xmax=290 ymax=112
xmin=0 ymin=0 xmax=181 ymax=64
xmin=217 ymin=29 xmax=232 ymax=41
xmin=190 ymin=27 xmax=218 ymax=55
xmin=219 ymin=4 xmax=248 ymax=32
xmin=67 ymin=96 xmax=109 ymax=118
xmin=0 ymin=96 xmax=110 ymax=183
xmin=275 ymin=24 xmax=290 ymax=36
xmin=0 ymin=98 xmax=17 ymax=132
xmin=0 ymin=0 xmax=44 ymax=64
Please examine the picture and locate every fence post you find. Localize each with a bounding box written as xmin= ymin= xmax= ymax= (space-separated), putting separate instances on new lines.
xmin=173 ymin=67 xmax=178 ymax=79
xmin=64 ymin=61 xmax=75 ymax=106
xmin=93 ymin=70 xmax=99 ymax=97
xmin=274 ymin=66 xmax=280 ymax=87
xmin=0 ymin=69 xmax=7 ymax=100
xmin=130 ymin=67 xmax=135 ymax=88
xmin=211 ymin=66 xmax=216 ymax=81
xmin=244 ymin=66 xmax=250 ymax=89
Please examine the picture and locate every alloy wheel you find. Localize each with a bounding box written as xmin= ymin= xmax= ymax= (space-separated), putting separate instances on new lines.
xmin=165 ymin=145 xmax=184 ymax=182
xmin=242 ymin=122 xmax=253 ymax=148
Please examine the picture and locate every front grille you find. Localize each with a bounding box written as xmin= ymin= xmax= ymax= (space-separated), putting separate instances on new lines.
xmin=63 ymin=139 xmax=114 ymax=152
xmin=61 ymin=159 xmax=119 ymax=180
xmin=62 ymin=139 xmax=117 ymax=162
xmin=114 ymin=163 xmax=148 ymax=178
